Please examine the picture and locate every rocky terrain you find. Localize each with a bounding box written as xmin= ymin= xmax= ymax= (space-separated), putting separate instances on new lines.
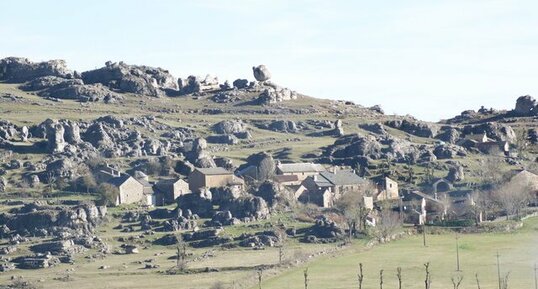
xmin=1 ymin=56 xmax=537 ymax=288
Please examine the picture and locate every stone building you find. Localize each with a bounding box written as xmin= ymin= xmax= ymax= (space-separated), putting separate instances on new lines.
xmin=275 ymin=162 xmax=326 ymax=182
xmin=154 ymin=178 xmax=190 ymax=205
xmin=374 ymin=177 xmax=399 ymax=201
xmin=188 ymin=167 xmax=244 ymax=192
xmin=299 ymin=169 xmax=364 ymax=207
xmin=107 ymin=174 xmax=145 ymax=205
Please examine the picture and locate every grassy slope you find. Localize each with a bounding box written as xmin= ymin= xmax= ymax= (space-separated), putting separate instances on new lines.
xmin=260 ymin=217 xmax=538 ymax=289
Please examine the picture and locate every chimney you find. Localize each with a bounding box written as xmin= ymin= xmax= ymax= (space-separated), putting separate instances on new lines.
xmin=313 ymin=175 xmax=318 ymax=181
xmin=332 ymin=166 xmax=337 ymax=174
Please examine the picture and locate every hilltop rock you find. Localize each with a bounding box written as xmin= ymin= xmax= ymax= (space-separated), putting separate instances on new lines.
xmin=81 ymin=61 xmax=177 ymax=97
xmin=178 ymin=75 xmax=220 ymax=95
xmin=252 ymin=65 xmax=271 ymax=82
xmin=0 ymin=57 xmax=72 ymax=82
xmin=386 ymin=119 xmax=437 ymax=138
xmin=462 ymin=122 xmax=516 ymax=142
xmin=233 ymin=79 xmax=249 ymax=89
xmin=258 ymin=86 xmax=297 ymax=104
xmin=513 ymin=95 xmax=537 ymax=116
xmin=436 ymin=127 xmax=461 ymax=144
xmin=360 ymin=123 xmax=387 ymax=135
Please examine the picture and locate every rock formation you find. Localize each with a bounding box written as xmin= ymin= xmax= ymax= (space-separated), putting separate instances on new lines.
xmin=0 ymin=57 xmax=72 ymax=82
xmin=252 ymin=65 xmax=271 ymax=82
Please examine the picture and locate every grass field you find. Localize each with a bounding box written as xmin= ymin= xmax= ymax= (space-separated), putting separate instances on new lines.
xmin=2 ymin=217 xmax=536 ymax=289
xmin=259 ymin=217 xmax=538 ymax=289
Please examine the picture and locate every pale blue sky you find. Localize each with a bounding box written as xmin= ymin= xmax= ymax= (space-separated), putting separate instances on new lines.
xmin=1 ymin=0 xmax=537 ymax=121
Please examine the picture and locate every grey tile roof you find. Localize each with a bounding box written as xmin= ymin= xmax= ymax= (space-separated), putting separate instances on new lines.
xmin=277 ymin=163 xmax=326 ymax=173
xmin=107 ymin=174 xmax=133 ymax=187
xmin=196 ymin=167 xmax=233 ymax=175
xmin=318 ymin=170 xmax=364 ymax=186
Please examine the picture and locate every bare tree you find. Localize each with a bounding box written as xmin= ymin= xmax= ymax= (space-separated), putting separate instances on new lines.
xmin=175 ymin=233 xmax=187 ymax=271
xmin=396 ymin=267 xmax=402 ymax=289
xmin=335 ymin=181 xmax=376 ymax=239
xmin=501 ymin=272 xmax=510 ymax=289
xmin=475 ymin=273 xmax=481 ymax=289
xmin=257 ymin=269 xmax=263 ymax=289
xmin=372 ymin=207 xmax=402 ymax=241
xmin=379 ymin=269 xmax=384 ymax=289
xmin=357 ymin=263 xmax=364 ymax=289
xmin=97 ymin=183 xmax=119 ymax=206
xmin=494 ymin=180 xmax=531 ymax=220
xmin=477 ymin=157 xmax=506 ymax=190
xmin=424 ymin=262 xmax=432 ymax=289
xmin=451 ymin=274 xmax=463 ymax=289
xmin=303 ymin=268 xmax=309 ymax=289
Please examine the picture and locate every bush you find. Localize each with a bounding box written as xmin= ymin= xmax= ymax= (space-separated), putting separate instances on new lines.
xmin=97 ymin=183 xmax=119 ymax=206
xmin=432 ymin=219 xmax=475 ymax=227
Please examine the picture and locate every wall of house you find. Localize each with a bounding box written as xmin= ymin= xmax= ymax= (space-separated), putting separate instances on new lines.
xmin=377 ymin=178 xmax=399 ymax=201
xmin=173 ymin=180 xmax=190 ymax=200
xmin=205 ymin=174 xmax=235 ymax=188
xmin=118 ymin=178 xmax=144 ymax=204
xmin=278 ymin=170 xmax=320 ymax=182
xmin=188 ymin=171 xmax=206 ymax=192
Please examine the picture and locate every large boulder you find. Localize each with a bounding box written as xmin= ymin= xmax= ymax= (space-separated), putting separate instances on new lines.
xmin=221 ymin=196 xmax=270 ymax=220
xmin=446 ymin=163 xmax=464 ymax=182
xmin=46 ymin=121 xmax=66 ymax=153
xmin=462 ymin=122 xmax=516 ymax=142
xmin=213 ymin=120 xmax=248 ymax=135
xmin=257 ymin=87 xmax=297 ymax=104
xmin=386 ymin=119 xmax=437 ymax=138
xmin=436 ymin=127 xmax=461 ymax=144
xmin=513 ymin=95 xmax=537 ymax=116
xmin=252 ymin=65 xmax=271 ymax=82
xmin=81 ymin=61 xmax=178 ymax=97
xmin=0 ymin=177 xmax=7 ymax=193
xmin=0 ymin=57 xmax=72 ymax=82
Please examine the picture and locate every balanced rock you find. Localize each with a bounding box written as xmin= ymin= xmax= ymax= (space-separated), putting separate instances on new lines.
xmin=252 ymin=65 xmax=271 ymax=82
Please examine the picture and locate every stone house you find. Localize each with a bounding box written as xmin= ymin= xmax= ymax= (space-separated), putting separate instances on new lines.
xmin=374 ymin=176 xmax=399 ymax=201
xmin=299 ymin=169 xmax=364 ymax=207
xmin=107 ymin=174 xmax=145 ymax=206
xmin=276 ymin=162 xmax=326 ymax=182
xmin=154 ymin=178 xmax=190 ymax=205
xmin=188 ymin=167 xmax=244 ymax=192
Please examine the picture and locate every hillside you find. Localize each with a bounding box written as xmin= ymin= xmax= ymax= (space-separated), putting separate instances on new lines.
xmin=1 ymin=57 xmax=538 ymax=289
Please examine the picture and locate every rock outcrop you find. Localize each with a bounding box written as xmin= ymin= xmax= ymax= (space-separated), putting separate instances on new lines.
xmin=0 ymin=57 xmax=72 ymax=82
xmin=81 ymin=61 xmax=178 ymax=97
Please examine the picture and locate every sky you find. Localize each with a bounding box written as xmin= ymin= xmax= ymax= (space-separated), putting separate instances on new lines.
xmin=1 ymin=0 xmax=537 ymax=121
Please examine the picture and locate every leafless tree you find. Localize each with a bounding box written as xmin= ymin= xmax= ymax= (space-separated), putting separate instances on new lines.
xmin=257 ymin=268 xmax=263 ymax=289
xmin=97 ymin=183 xmax=119 ymax=206
xmin=494 ymin=180 xmax=531 ymax=220
xmin=501 ymin=272 xmax=510 ymax=289
xmin=357 ymin=263 xmax=364 ymax=289
xmin=475 ymin=273 xmax=481 ymax=289
xmin=451 ymin=274 xmax=463 ymax=289
xmin=424 ymin=262 xmax=432 ymax=289
xmin=396 ymin=267 xmax=402 ymax=289
xmin=372 ymin=207 xmax=402 ymax=241
xmin=335 ymin=181 xmax=376 ymax=239
xmin=175 ymin=233 xmax=187 ymax=271
xmin=303 ymin=267 xmax=309 ymax=289
xmin=477 ymin=157 xmax=506 ymax=190
xmin=379 ymin=269 xmax=384 ymax=289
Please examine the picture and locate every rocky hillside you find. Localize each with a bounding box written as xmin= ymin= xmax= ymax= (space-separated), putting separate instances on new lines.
xmin=0 ymin=56 xmax=537 ymax=196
